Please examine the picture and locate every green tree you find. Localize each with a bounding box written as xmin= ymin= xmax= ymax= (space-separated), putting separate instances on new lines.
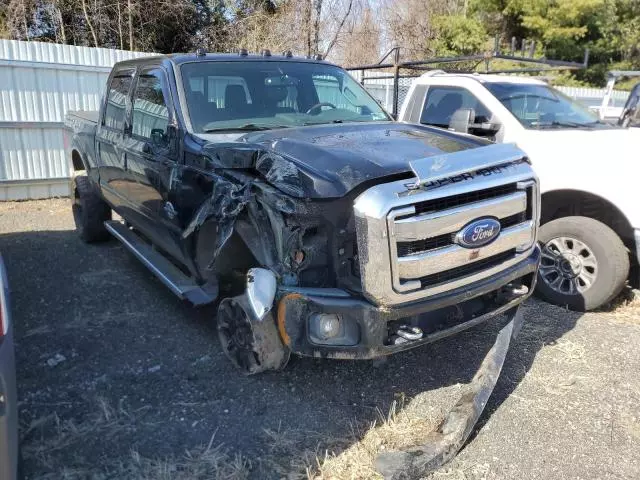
xmin=470 ymin=0 xmax=640 ymax=85
xmin=431 ymin=15 xmax=489 ymax=56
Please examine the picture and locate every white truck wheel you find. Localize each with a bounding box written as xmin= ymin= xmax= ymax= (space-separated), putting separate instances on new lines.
xmin=536 ymin=216 xmax=629 ymax=311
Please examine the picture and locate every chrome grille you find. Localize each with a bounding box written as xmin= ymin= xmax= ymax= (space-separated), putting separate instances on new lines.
xmin=353 ymin=144 xmax=540 ymax=307
xmin=389 ymin=183 xmax=536 ymax=294
xmin=397 ymin=211 xmax=528 ymax=256
xmin=418 ymin=250 xmax=516 ymax=287
xmin=413 ymin=183 xmax=519 ymax=215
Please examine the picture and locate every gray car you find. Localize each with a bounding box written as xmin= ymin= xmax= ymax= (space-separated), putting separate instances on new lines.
xmin=0 ymin=255 xmax=18 ymax=480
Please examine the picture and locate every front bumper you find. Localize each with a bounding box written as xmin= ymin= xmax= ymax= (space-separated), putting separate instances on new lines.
xmin=277 ymin=245 xmax=540 ymax=359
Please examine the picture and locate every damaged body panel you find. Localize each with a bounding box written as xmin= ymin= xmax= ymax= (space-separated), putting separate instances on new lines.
xmin=376 ymin=306 xmax=525 ymax=480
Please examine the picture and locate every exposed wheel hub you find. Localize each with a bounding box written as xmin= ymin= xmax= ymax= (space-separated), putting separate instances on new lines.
xmin=217 ymin=295 xmax=289 ymax=375
xmin=217 ymin=298 xmax=259 ymax=373
xmin=539 ymin=236 xmax=598 ymax=295
xmin=559 ymin=253 xmax=582 ymax=277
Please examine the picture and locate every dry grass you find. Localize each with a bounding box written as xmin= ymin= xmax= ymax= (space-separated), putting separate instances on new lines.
xmin=310 ymin=388 xmax=462 ymax=480
xmin=108 ymin=435 xmax=251 ymax=480
xmin=22 ymin=397 xmax=133 ymax=468
xmin=605 ymin=289 xmax=640 ymax=323
xmin=21 ymin=398 xmax=252 ymax=480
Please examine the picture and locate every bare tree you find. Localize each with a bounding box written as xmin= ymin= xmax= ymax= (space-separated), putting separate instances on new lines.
xmin=304 ymin=0 xmax=312 ymax=56
xmin=40 ymin=0 xmax=67 ymax=44
xmin=127 ymin=0 xmax=134 ymax=50
xmin=323 ymin=0 xmax=352 ymax=57
xmin=81 ymin=0 xmax=99 ymax=47
xmin=313 ymin=0 xmax=321 ymax=55
xmin=382 ymin=0 xmax=459 ymax=59
xmin=116 ymin=1 xmax=124 ymax=50
xmin=6 ymin=0 xmax=33 ymax=41
xmin=337 ymin=2 xmax=380 ymax=66
xmin=228 ymin=0 xmax=355 ymax=59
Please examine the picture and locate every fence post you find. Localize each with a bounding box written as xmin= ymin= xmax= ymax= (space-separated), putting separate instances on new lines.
xmin=393 ymin=47 xmax=400 ymax=119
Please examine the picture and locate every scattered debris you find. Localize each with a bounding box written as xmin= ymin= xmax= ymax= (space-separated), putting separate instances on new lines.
xmin=46 ymin=353 xmax=66 ymax=367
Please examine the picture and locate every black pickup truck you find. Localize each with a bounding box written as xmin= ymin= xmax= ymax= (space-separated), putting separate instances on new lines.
xmin=65 ymin=51 xmax=540 ymax=377
xmin=65 ymin=51 xmax=541 ymax=475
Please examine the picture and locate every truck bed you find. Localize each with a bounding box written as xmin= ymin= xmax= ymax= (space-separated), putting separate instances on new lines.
xmin=66 ymin=110 xmax=99 ymax=125
xmin=64 ymin=110 xmax=99 ymax=171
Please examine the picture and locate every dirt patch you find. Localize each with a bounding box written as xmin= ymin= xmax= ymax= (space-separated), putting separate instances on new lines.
xmin=1 ymin=199 xmax=640 ymax=479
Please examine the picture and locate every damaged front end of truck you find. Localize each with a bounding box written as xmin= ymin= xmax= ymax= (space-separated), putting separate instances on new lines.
xmin=181 ymin=134 xmax=540 ymax=478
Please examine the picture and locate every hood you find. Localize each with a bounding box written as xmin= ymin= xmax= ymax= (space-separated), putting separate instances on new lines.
xmin=196 ymin=122 xmax=482 ymax=198
xmin=515 ymin=126 xmax=640 ymax=226
xmin=517 ymin=127 xmax=640 ymax=170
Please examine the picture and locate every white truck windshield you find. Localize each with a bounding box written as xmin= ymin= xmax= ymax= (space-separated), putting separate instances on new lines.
xmin=485 ymin=82 xmax=607 ymax=129
xmin=180 ymin=61 xmax=390 ymax=133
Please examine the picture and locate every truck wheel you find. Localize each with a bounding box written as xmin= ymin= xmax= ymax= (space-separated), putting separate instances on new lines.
xmin=217 ymin=296 xmax=289 ymax=375
xmin=71 ymin=175 xmax=112 ymax=243
xmin=536 ymin=216 xmax=629 ymax=311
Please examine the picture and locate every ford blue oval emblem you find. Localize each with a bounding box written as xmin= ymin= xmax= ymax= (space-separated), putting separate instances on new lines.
xmin=455 ymin=217 xmax=501 ymax=249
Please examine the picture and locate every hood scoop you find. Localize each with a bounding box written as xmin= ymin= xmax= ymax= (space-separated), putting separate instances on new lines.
xmin=409 ymin=143 xmax=528 ymax=190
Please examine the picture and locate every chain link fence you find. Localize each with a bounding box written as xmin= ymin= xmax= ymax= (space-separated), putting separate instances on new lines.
xmin=351 ymin=73 xmax=417 ymax=114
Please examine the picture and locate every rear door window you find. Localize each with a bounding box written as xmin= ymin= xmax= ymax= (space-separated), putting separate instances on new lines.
xmin=103 ymin=73 xmax=133 ymax=130
xmin=420 ymin=86 xmax=491 ymax=128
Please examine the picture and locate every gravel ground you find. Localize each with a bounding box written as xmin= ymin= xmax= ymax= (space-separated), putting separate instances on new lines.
xmin=1 ymin=198 xmax=639 ymax=479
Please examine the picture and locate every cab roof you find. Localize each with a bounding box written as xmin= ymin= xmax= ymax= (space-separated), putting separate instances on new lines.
xmin=416 ymin=71 xmax=547 ymax=86
xmin=114 ymin=52 xmax=337 ymax=68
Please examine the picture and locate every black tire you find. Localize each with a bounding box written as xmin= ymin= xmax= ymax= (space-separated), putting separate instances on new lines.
xmin=536 ymin=216 xmax=629 ymax=311
xmin=71 ymin=175 xmax=112 ymax=243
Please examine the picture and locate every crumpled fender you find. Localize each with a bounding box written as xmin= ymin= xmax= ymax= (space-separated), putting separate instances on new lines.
xmin=182 ymin=175 xmax=253 ymax=269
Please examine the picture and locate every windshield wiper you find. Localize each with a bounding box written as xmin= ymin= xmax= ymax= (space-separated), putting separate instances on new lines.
xmin=203 ymin=123 xmax=290 ymax=133
xmin=303 ymin=119 xmax=373 ymax=126
xmin=535 ymin=120 xmax=596 ymax=129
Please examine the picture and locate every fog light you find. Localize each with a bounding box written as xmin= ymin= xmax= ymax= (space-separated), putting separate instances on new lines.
xmin=308 ymin=312 xmax=359 ymax=346
xmin=313 ymin=313 xmax=341 ymax=339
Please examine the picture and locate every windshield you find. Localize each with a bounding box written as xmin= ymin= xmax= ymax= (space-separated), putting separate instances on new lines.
xmin=485 ymin=82 xmax=608 ymax=129
xmin=180 ymin=61 xmax=390 ymax=133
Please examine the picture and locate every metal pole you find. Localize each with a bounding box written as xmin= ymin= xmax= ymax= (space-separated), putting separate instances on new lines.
xmin=393 ymin=47 xmax=400 ymax=119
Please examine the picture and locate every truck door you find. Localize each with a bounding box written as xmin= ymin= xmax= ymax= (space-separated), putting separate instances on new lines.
xmin=122 ymin=66 xmax=184 ymax=262
xmin=96 ymin=68 xmax=134 ymax=210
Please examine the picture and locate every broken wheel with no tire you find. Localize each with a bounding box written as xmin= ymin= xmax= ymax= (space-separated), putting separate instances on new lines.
xmin=217 ymin=296 xmax=289 ymax=375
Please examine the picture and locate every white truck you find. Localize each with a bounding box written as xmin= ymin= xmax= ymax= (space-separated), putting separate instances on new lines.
xmin=400 ymin=72 xmax=640 ymax=311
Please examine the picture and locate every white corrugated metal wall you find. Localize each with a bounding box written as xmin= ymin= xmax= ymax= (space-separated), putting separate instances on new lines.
xmin=0 ymin=39 xmax=153 ymax=200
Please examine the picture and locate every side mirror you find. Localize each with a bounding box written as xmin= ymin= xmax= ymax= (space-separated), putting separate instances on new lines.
xmin=449 ymin=108 xmax=475 ymax=134
xmin=450 ymin=108 xmax=501 ymax=137
xmin=472 ymin=121 xmax=501 ymax=136
xmin=150 ymin=128 xmax=166 ymax=146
